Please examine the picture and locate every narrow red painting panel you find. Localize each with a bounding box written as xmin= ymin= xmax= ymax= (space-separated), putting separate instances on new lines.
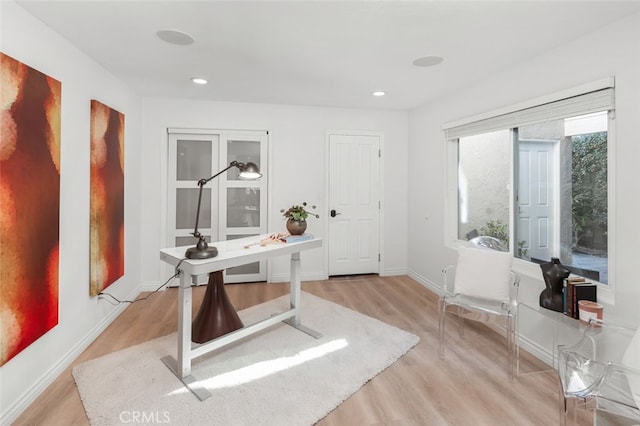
xmin=90 ymin=100 xmax=124 ymax=296
xmin=0 ymin=53 xmax=61 ymax=366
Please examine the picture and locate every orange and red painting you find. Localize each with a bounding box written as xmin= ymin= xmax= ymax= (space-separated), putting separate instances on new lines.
xmin=90 ymin=100 xmax=124 ymax=296
xmin=0 ymin=53 xmax=61 ymax=366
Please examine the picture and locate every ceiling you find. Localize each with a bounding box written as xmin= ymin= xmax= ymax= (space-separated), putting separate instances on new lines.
xmin=15 ymin=1 xmax=640 ymax=110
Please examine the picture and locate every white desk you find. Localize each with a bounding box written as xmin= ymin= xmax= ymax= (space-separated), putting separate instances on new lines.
xmin=159 ymin=234 xmax=323 ymax=400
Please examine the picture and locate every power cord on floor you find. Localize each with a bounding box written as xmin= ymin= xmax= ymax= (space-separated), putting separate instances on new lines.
xmin=98 ymin=257 xmax=187 ymax=305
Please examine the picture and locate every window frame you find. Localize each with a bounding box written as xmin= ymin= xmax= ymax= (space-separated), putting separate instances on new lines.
xmin=443 ymin=79 xmax=616 ymax=305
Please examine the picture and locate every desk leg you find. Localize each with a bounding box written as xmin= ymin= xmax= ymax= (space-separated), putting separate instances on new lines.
xmin=161 ymin=270 xmax=213 ymax=401
xmin=161 ymin=271 xmax=192 ymax=379
xmin=177 ymin=271 xmax=192 ymax=378
xmin=289 ymin=252 xmax=301 ymax=326
xmin=285 ymin=252 xmax=322 ymax=339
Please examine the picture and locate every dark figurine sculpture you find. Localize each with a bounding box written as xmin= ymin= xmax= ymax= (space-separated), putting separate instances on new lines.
xmin=539 ymin=257 xmax=571 ymax=312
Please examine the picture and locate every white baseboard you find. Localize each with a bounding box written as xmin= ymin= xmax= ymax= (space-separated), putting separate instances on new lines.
xmin=1 ymin=285 xmax=140 ymax=425
xmin=380 ymin=267 xmax=407 ymax=276
xmin=140 ymin=281 xmax=169 ymax=292
xmin=269 ymin=272 xmax=327 ymax=283
xmin=407 ymin=269 xmax=440 ymax=294
xmin=517 ymin=334 xmax=554 ymax=368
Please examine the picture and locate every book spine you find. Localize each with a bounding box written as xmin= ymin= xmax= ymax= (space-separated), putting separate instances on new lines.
xmin=562 ymin=279 xmax=568 ymax=315
xmin=568 ymin=281 xmax=573 ymax=314
xmin=566 ymin=282 xmax=575 ymax=318
xmin=573 ymin=284 xmax=597 ymax=320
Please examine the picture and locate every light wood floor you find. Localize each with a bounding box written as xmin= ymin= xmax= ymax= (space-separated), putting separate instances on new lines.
xmin=14 ymin=275 xmax=566 ymax=425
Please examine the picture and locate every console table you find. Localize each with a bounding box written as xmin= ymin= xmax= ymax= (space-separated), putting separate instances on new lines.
xmin=159 ymin=234 xmax=323 ymax=400
xmin=517 ymin=301 xmax=586 ymax=376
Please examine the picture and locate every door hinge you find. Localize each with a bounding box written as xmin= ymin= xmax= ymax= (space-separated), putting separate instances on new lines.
xmin=378 ymin=253 xmax=381 ymax=262
xmin=378 ymin=149 xmax=381 ymax=158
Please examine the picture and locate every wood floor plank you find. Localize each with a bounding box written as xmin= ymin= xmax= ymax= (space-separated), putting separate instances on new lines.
xmin=14 ymin=275 xmax=566 ymax=426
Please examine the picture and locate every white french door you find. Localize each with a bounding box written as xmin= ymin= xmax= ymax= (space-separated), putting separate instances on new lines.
xmin=168 ymin=133 xmax=220 ymax=250
xmin=166 ymin=129 xmax=268 ymax=284
xmin=218 ymin=133 xmax=268 ymax=283
xmin=328 ymin=132 xmax=381 ymax=276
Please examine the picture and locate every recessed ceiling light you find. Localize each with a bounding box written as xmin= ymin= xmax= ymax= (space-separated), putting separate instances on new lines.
xmin=191 ymin=78 xmax=208 ymax=85
xmin=413 ymin=56 xmax=444 ymax=67
xmin=372 ymin=91 xmax=386 ymax=97
xmin=156 ymin=30 xmax=194 ymax=46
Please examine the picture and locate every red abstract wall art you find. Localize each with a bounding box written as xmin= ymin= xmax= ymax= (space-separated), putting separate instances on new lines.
xmin=90 ymin=100 xmax=124 ymax=296
xmin=0 ymin=53 xmax=61 ymax=366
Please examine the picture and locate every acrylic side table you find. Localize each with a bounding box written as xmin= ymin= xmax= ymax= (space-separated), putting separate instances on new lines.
xmin=517 ymin=301 xmax=586 ymax=376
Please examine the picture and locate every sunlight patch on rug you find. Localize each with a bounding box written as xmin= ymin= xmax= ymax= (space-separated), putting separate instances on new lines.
xmin=183 ymin=338 xmax=348 ymax=393
xmin=73 ymin=292 xmax=419 ymax=426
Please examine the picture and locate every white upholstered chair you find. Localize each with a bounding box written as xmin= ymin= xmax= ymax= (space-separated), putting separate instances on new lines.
xmin=557 ymin=318 xmax=640 ymax=425
xmin=438 ymin=244 xmax=520 ymax=381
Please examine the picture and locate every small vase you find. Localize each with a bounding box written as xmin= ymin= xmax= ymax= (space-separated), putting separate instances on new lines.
xmin=286 ymin=219 xmax=307 ymax=235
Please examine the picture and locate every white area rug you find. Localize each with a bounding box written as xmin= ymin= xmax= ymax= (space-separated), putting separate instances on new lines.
xmin=73 ymin=292 xmax=419 ymax=425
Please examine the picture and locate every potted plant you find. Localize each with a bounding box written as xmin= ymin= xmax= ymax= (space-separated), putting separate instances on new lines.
xmin=280 ymin=202 xmax=319 ymax=235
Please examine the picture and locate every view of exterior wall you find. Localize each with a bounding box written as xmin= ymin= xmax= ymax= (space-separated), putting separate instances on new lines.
xmin=457 ymin=130 xmax=511 ymax=242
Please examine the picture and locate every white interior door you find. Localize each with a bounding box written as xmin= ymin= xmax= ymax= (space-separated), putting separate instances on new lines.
xmin=328 ymin=132 xmax=380 ymax=276
xmin=517 ymin=140 xmax=557 ymax=261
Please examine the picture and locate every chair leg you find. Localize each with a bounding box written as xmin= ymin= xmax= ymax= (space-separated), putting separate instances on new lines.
xmin=560 ymin=396 xmax=586 ymax=426
xmin=559 ymin=388 xmax=568 ymax=426
xmin=457 ymin=306 xmax=465 ymax=338
xmin=507 ymin=313 xmax=515 ymax=381
xmin=438 ymin=297 xmax=446 ymax=359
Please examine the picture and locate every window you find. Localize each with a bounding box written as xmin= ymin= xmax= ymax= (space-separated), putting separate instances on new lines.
xmin=445 ymin=81 xmax=613 ymax=285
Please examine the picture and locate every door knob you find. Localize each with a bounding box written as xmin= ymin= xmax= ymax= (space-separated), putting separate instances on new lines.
xmin=330 ymin=209 xmax=341 ymax=217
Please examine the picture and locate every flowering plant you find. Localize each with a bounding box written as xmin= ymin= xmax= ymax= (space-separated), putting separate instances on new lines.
xmin=280 ymin=202 xmax=319 ymax=221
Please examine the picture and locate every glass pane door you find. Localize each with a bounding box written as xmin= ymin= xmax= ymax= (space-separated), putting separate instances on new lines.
xmin=168 ymin=133 xmax=220 ymax=252
xmin=220 ymin=134 xmax=268 ymax=282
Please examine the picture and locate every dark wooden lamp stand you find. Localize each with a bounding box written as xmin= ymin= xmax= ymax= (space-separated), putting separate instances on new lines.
xmin=191 ymin=271 xmax=243 ymax=343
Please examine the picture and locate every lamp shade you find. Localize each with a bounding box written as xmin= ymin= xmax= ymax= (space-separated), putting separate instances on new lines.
xmin=238 ymin=162 xmax=262 ymax=180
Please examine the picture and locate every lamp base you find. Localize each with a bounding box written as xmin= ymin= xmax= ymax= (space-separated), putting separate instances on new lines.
xmin=185 ymin=245 xmax=218 ymax=259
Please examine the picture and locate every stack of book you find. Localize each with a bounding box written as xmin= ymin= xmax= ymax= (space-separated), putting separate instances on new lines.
xmin=563 ymin=276 xmax=597 ymax=319
xmin=283 ymin=234 xmax=314 ymax=243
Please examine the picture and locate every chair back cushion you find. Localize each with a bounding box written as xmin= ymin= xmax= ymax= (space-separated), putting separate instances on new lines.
xmin=454 ymin=245 xmax=513 ymax=301
xmin=621 ymin=325 xmax=640 ymax=409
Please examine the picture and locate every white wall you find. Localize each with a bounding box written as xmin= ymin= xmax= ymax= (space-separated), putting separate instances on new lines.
xmin=140 ymin=99 xmax=409 ymax=286
xmin=407 ymin=11 xmax=640 ymax=349
xmin=0 ymin=1 xmax=143 ymax=423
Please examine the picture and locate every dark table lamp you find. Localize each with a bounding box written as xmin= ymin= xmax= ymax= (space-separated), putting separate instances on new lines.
xmin=185 ymin=160 xmax=262 ymax=259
